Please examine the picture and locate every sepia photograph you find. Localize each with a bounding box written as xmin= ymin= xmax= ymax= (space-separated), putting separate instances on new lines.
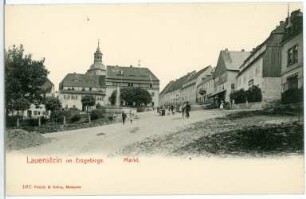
xmin=3 ymin=1 xmax=304 ymax=197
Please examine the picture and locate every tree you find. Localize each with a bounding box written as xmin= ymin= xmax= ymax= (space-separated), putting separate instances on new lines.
xmin=5 ymin=45 xmax=49 ymax=114
xmin=81 ymin=95 xmax=96 ymax=111
xmin=12 ymin=97 xmax=30 ymax=116
xmin=133 ymin=87 xmax=152 ymax=106
xmin=45 ymin=97 xmax=62 ymax=112
xmin=109 ymin=91 xmax=117 ymax=105
xmin=110 ymin=87 xmax=152 ymax=106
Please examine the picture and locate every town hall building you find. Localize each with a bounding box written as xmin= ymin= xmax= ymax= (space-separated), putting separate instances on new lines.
xmin=59 ymin=42 xmax=159 ymax=110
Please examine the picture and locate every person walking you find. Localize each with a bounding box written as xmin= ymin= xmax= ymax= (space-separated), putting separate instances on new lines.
xmin=122 ymin=111 xmax=127 ymax=125
xmin=170 ymin=105 xmax=174 ymax=115
xmin=181 ymin=102 xmax=186 ymax=118
xmin=129 ymin=110 xmax=133 ymax=124
xmin=185 ymin=101 xmax=191 ymax=118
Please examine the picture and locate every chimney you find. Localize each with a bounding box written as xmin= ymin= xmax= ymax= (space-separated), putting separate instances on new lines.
xmin=225 ymin=48 xmax=228 ymax=51
xmin=280 ymin=21 xmax=285 ymax=26
xmin=130 ymin=65 xmax=133 ymax=68
xmin=241 ymin=49 xmax=245 ymax=52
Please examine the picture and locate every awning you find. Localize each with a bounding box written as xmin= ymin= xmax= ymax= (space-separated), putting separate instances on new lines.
xmin=209 ymin=90 xmax=226 ymax=98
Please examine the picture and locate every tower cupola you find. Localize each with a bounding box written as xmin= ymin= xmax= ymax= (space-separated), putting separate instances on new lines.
xmin=94 ymin=40 xmax=103 ymax=64
xmin=86 ymin=39 xmax=106 ymax=76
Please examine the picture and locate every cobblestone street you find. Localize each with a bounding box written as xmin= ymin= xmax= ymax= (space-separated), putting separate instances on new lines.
xmin=9 ymin=110 xmax=223 ymax=156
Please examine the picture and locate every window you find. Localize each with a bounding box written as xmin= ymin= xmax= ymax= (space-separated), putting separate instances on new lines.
xmin=231 ymin=83 xmax=235 ymax=89
xmin=248 ymin=79 xmax=254 ymax=87
xmin=288 ymin=45 xmax=298 ymax=66
xmin=151 ymin=92 xmax=155 ymax=96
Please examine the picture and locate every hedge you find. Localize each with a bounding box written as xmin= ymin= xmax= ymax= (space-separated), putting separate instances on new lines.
xmin=230 ymin=86 xmax=262 ymax=104
xmin=281 ymin=87 xmax=303 ymax=104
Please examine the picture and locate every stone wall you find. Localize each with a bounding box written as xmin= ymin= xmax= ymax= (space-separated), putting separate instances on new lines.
xmin=231 ymin=101 xmax=270 ymax=110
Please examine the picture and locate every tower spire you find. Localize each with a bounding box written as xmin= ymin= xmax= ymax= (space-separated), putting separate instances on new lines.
xmin=96 ymin=39 xmax=101 ymax=52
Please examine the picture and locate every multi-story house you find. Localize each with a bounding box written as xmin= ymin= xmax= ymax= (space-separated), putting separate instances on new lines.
xmin=236 ymin=19 xmax=287 ymax=103
xmin=59 ymin=73 xmax=106 ymax=110
xmin=106 ymin=65 xmax=160 ymax=107
xmin=159 ymin=72 xmax=195 ymax=106
xmin=196 ymin=67 xmax=215 ymax=104
xmin=159 ymin=81 xmax=174 ymax=106
xmin=212 ymin=49 xmax=250 ymax=107
xmin=181 ymin=66 xmax=213 ymax=104
xmin=280 ymin=10 xmax=303 ymax=96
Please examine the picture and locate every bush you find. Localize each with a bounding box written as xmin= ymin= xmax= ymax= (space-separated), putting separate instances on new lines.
xmin=230 ymin=89 xmax=246 ymax=104
xmin=281 ymin=87 xmax=303 ymax=104
xmin=40 ymin=116 xmax=48 ymax=124
xmin=90 ymin=109 xmax=106 ymax=120
xmin=51 ymin=109 xmax=68 ymax=124
xmin=246 ymin=86 xmax=262 ymax=103
xmin=231 ymin=86 xmax=262 ymax=104
xmin=26 ymin=118 xmax=38 ymax=126
xmin=136 ymin=107 xmax=145 ymax=112
xmin=70 ymin=114 xmax=81 ymax=123
xmin=6 ymin=115 xmax=19 ymax=127
xmin=108 ymin=115 xmax=114 ymax=121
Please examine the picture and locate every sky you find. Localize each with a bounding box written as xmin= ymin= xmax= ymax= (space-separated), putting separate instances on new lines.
xmin=5 ymin=3 xmax=303 ymax=91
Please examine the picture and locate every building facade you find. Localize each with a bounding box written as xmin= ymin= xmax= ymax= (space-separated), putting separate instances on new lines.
xmin=105 ymin=65 xmax=160 ymax=107
xmin=211 ymin=49 xmax=250 ymax=107
xmin=196 ymin=66 xmax=214 ymax=104
xmin=236 ymin=20 xmax=286 ymax=102
xmin=59 ymin=42 xmax=159 ymax=110
xmin=280 ymin=10 xmax=303 ymax=93
xmin=59 ymin=73 xmax=106 ymax=110
xmin=181 ymin=66 xmax=213 ymax=104
xmin=159 ymin=72 xmax=195 ymax=106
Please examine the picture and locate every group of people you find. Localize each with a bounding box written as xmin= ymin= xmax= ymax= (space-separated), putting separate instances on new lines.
xmin=157 ymin=101 xmax=191 ymax=118
xmin=181 ymin=101 xmax=191 ymax=118
xmin=122 ymin=110 xmax=134 ymax=125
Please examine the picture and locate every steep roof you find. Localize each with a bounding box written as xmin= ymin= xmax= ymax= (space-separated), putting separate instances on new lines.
xmin=188 ymin=65 xmax=212 ymax=81
xmin=60 ymin=73 xmax=106 ymax=88
xmin=160 ymin=81 xmax=174 ymax=95
xmin=221 ymin=50 xmax=251 ymax=71
xmin=107 ymin=65 xmax=159 ymax=82
xmin=163 ymin=72 xmax=195 ymax=94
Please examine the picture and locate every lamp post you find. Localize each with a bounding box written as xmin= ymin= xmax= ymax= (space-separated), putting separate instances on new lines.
xmin=115 ymin=69 xmax=123 ymax=107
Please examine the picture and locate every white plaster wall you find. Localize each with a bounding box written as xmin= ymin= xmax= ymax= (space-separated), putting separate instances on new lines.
xmin=261 ymin=77 xmax=281 ymax=102
xmin=237 ymin=58 xmax=264 ymax=91
xmin=58 ymin=93 xmax=83 ymax=110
